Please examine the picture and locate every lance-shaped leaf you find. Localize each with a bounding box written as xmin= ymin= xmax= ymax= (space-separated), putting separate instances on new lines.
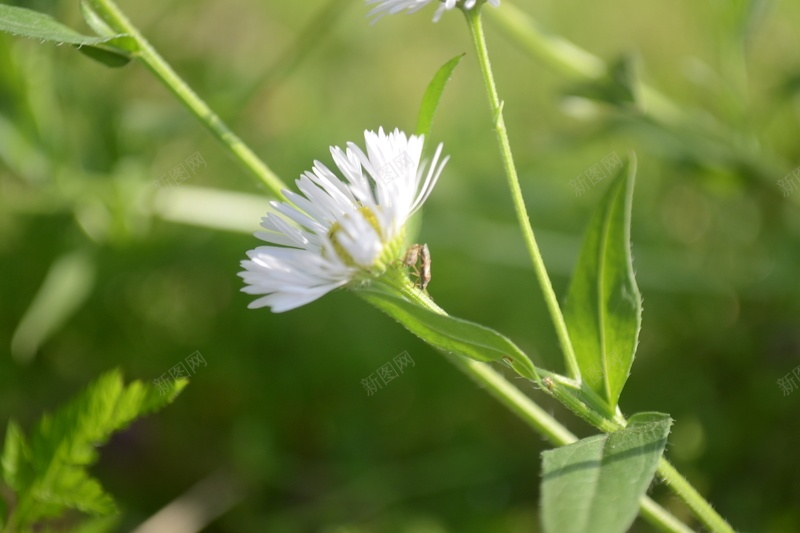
xmin=416 ymin=54 xmax=464 ymax=138
xmin=564 ymin=155 xmax=642 ymax=409
xmin=540 ymin=412 xmax=672 ymax=533
xmin=0 ymin=5 xmax=135 ymax=68
xmin=11 ymin=249 xmax=96 ymax=363
xmin=359 ymin=287 xmax=538 ymax=381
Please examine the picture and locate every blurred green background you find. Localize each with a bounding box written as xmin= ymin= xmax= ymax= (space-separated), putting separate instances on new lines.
xmin=2 ymin=0 xmax=800 ymax=531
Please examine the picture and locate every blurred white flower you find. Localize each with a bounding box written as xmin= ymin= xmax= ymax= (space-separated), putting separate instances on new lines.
xmin=240 ymin=128 xmax=447 ymax=312
xmin=366 ymin=0 xmax=500 ymax=23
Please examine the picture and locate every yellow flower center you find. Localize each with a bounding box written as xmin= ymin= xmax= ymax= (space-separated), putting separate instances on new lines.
xmin=327 ymin=206 xmax=405 ymax=275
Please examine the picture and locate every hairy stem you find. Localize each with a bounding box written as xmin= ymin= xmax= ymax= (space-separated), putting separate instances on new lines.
xmin=364 ymin=272 xmax=692 ymax=533
xmin=463 ymin=8 xmax=580 ymax=380
xmin=463 ymin=6 xmax=735 ymax=531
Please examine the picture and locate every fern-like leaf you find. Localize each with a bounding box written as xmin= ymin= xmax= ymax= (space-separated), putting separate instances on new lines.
xmin=1 ymin=368 xmax=186 ymax=530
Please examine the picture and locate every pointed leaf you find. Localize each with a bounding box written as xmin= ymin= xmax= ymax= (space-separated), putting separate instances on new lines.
xmin=1 ymin=420 xmax=27 ymax=491
xmin=11 ymin=249 xmax=96 ymax=363
xmin=0 ymin=5 xmax=134 ymax=67
xmin=541 ymin=412 xmax=672 ymax=533
xmin=359 ymin=286 xmax=538 ymax=381
xmin=416 ymin=54 xmax=464 ymax=138
xmin=564 ymin=155 xmax=642 ymax=408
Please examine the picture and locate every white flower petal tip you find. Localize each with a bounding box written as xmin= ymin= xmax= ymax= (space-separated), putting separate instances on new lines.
xmin=365 ymin=0 xmax=500 ymax=23
xmin=240 ymin=128 xmax=448 ymax=313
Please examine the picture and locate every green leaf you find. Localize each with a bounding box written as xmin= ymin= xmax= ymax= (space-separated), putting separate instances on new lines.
xmin=78 ymin=1 xmax=137 ymax=52
xmin=75 ymin=44 xmax=133 ymax=68
xmin=5 ymin=369 xmax=186 ymax=528
xmin=0 ymin=4 xmax=110 ymax=44
xmin=1 ymin=420 xmax=26 ymax=492
xmin=0 ymin=5 xmax=135 ymax=67
xmin=540 ymin=412 xmax=672 ymax=533
xmin=563 ymin=155 xmax=642 ymax=409
xmin=564 ymin=55 xmax=638 ymax=109
xmin=79 ymin=0 xmax=117 ymax=40
xmin=359 ymin=285 xmax=538 ymax=381
xmin=11 ymin=249 xmax=96 ymax=363
xmin=538 ymin=370 xmax=618 ymax=425
xmin=415 ymin=54 xmax=464 ymax=138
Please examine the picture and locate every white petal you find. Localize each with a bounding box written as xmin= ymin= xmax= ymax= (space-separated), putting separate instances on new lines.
xmin=239 ymin=126 xmax=447 ymax=312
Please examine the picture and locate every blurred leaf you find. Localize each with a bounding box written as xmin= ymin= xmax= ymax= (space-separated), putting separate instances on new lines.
xmin=564 ymin=55 xmax=638 ymax=109
xmin=416 ymin=54 xmax=464 ymax=139
xmin=66 ymin=514 xmax=120 ymax=533
xmin=485 ymin=2 xmax=604 ymax=80
xmin=234 ymin=0 xmax=350 ymax=110
xmin=1 ymin=420 xmax=26 ymax=492
xmin=540 ymin=413 xmax=672 ymax=533
xmin=0 ymin=114 xmax=50 ymax=183
xmin=11 ymin=249 xmax=96 ymax=363
xmin=3 ymin=369 xmax=186 ymax=528
xmin=0 ymin=4 xmax=134 ymax=67
xmin=717 ymin=0 xmax=769 ymax=45
xmin=563 ymin=156 xmax=642 ymax=409
xmin=359 ymin=284 xmax=538 ymax=381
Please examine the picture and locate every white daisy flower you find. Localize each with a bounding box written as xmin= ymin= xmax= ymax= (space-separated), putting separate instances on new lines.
xmin=239 ymin=128 xmax=448 ymax=313
xmin=366 ymin=0 xmax=500 ymax=23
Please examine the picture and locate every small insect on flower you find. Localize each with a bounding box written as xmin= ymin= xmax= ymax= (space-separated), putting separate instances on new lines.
xmin=404 ymin=243 xmax=431 ymax=291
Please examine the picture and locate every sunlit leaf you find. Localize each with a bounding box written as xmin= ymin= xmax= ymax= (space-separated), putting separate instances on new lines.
xmin=563 ymin=155 xmax=642 ymax=409
xmin=0 ymin=4 xmax=134 ymax=67
xmin=416 ymin=54 xmax=464 ymax=139
xmin=1 ymin=421 xmax=26 ymax=492
xmin=2 ymin=369 xmax=186 ymax=528
xmin=359 ymin=285 xmax=538 ymax=381
xmin=540 ymin=412 xmax=672 ymax=533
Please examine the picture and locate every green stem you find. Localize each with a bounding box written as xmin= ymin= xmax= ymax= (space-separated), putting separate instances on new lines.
xmin=657 ymin=459 xmax=736 ymax=533
xmin=463 ymin=8 xmax=580 ymax=380
xmin=85 ymin=0 xmax=287 ymax=197
xmin=366 ymin=272 xmax=690 ymax=533
xmin=639 ymin=497 xmax=696 ymax=533
xmin=465 ymin=6 xmax=735 ymax=532
xmin=458 ymin=355 xmax=692 ymax=533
